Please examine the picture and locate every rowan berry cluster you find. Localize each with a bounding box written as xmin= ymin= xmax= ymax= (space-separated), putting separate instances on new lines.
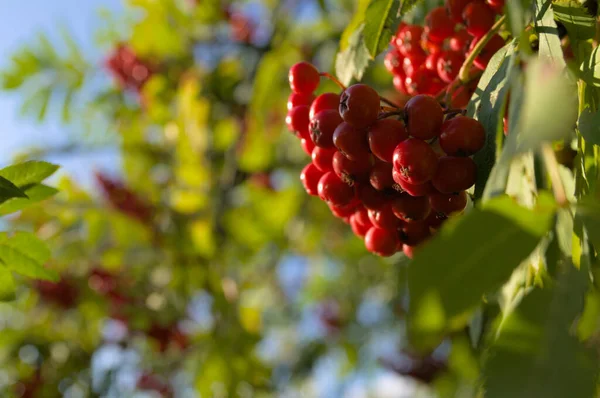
xmin=386 ymin=0 xmax=505 ymax=107
xmin=287 ymin=62 xmax=486 ymax=257
xmin=105 ymin=44 xmax=153 ymax=92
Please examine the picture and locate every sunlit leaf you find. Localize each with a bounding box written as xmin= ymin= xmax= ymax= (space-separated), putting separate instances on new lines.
xmin=363 ymin=0 xmax=400 ymax=57
xmin=0 ymin=161 xmax=59 ymax=188
xmin=0 ymin=232 xmax=57 ymax=281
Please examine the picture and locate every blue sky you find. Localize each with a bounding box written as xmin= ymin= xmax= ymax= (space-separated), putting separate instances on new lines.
xmin=0 ymin=0 xmax=123 ymax=185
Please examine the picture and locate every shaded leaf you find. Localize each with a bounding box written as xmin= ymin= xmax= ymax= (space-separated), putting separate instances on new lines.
xmin=335 ymin=28 xmax=371 ymax=86
xmin=0 ymin=184 xmax=58 ymax=216
xmin=534 ymin=0 xmax=566 ymax=67
xmin=575 ymin=196 xmax=600 ymax=249
xmin=0 ymin=266 xmax=16 ymax=301
xmin=580 ymin=46 xmax=600 ymax=88
xmin=363 ymin=0 xmax=400 ymax=57
xmin=0 ymin=177 xmax=28 ymax=204
xmin=552 ymin=0 xmax=596 ymax=40
xmin=578 ymin=106 xmax=600 ymax=145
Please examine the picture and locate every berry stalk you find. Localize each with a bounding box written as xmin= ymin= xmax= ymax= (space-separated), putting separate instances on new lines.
xmin=320 ymin=72 xmax=347 ymax=90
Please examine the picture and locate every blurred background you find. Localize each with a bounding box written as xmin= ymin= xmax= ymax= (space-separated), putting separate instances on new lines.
xmin=0 ymin=1 xmax=460 ymax=397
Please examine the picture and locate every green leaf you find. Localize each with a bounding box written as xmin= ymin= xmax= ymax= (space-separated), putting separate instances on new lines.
xmin=400 ymin=0 xmax=426 ymax=16
xmin=0 ymin=232 xmax=57 ymax=281
xmin=0 ymin=184 xmax=58 ymax=216
xmin=0 ymin=161 xmax=59 ymax=188
xmin=335 ymin=28 xmax=371 ymax=86
xmin=552 ymin=0 xmax=596 ymax=40
xmin=580 ymin=46 xmax=600 ymax=88
xmin=408 ymin=194 xmax=556 ymax=351
xmin=578 ymin=106 xmax=600 ymax=145
xmin=0 ymin=266 xmax=16 ymax=301
xmin=339 ymin=0 xmax=371 ymax=51
xmin=363 ymin=0 xmax=400 ymax=57
xmin=0 ymin=177 xmax=28 ymax=204
xmin=575 ymin=196 xmax=600 ymax=249
xmin=534 ymin=0 xmax=567 ymax=67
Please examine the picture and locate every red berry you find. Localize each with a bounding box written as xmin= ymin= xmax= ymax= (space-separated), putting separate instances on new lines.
xmin=350 ymin=213 xmax=373 ymax=237
xmin=426 ymin=211 xmax=448 ymax=229
xmin=486 ymin=0 xmax=505 ymax=13
xmin=369 ymin=202 xmax=403 ymax=230
xmin=437 ymin=51 xmax=464 ymax=83
xmin=470 ymin=34 xmax=505 ymax=70
xmin=289 ymin=62 xmax=320 ymax=94
xmin=431 ymin=156 xmax=477 ymax=193
xmin=396 ymin=25 xmax=425 ymax=57
xmin=424 ymin=72 xmax=446 ymax=96
xmin=300 ymin=163 xmax=323 ymax=196
xmin=339 ymin=84 xmax=381 ymax=128
xmin=286 ymin=106 xmax=310 ymax=138
xmin=333 ymin=123 xmax=371 ymax=161
xmin=310 ymin=93 xmax=341 ymax=120
xmin=357 ymin=183 xmax=388 ymax=210
xmin=404 ymin=95 xmax=444 ymax=140
xmin=393 ymin=170 xmax=435 ymax=196
xmin=353 ymin=206 xmax=371 ymax=227
xmin=463 ymin=2 xmax=496 ymax=38
xmin=391 ymin=194 xmax=431 ymax=221
xmin=448 ymin=82 xmax=475 ymax=109
xmin=425 ymin=52 xmax=442 ymax=72
xmin=422 ymin=35 xmax=442 ymax=54
xmin=425 ymin=7 xmax=454 ymax=43
xmin=368 ymin=119 xmax=408 ymax=163
xmin=370 ymin=160 xmax=395 ymax=191
xmin=439 ymin=116 xmax=486 ymax=156
xmin=404 ymin=71 xmax=429 ymax=96
xmin=310 ymin=110 xmax=343 ymax=148
xmin=403 ymin=244 xmax=416 ymax=258
xmin=318 ymin=171 xmax=355 ymax=206
xmin=365 ymin=227 xmax=400 ymax=256
xmin=301 ymin=138 xmax=315 ymax=156
xmin=385 ymin=49 xmax=405 ymax=75
xmin=288 ymin=92 xmax=315 ymax=111
xmin=311 ymin=146 xmax=336 ymax=171
xmin=402 ymin=51 xmax=428 ymax=78
xmin=399 ymin=220 xmax=431 ymax=246
xmin=446 ymin=0 xmax=473 ymax=22
xmin=393 ymin=138 xmax=438 ymax=185
xmin=330 ymin=202 xmax=359 ymax=219
xmin=393 ymin=74 xmax=408 ymax=95
xmin=449 ymin=29 xmax=472 ymax=52
xmin=429 ymin=190 xmax=468 ymax=215
xmin=332 ymin=151 xmax=372 ymax=186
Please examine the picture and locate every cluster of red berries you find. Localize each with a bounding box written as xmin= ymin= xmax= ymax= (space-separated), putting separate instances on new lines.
xmin=386 ymin=0 xmax=505 ymax=107
xmin=95 ymin=172 xmax=154 ymax=225
xmin=287 ymin=62 xmax=485 ymax=257
xmin=105 ymin=44 xmax=153 ymax=92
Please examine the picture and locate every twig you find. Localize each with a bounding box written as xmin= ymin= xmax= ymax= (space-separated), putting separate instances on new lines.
xmin=378 ymin=110 xmax=405 ymax=120
xmin=458 ymin=15 xmax=506 ymax=83
xmin=541 ymin=142 xmax=569 ymax=207
xmin=380 ymin=96 xmax=401 ymax=108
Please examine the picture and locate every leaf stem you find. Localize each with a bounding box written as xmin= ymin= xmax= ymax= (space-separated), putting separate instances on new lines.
xmin=458 ymin=15 xmax=506 ymax=83
xmin=540 ymin=142 xmax=568 ymax=207
xmin=319 ymin=72 xmax=346 ymax=91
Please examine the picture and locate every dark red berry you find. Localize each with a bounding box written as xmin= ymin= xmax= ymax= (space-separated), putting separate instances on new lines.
xmin=446 ymin=0 xmax=473 ymax=22
xmin=370 ymin=161 xmax=395 ymax=191
xmin=449 ymin=29 xmax=471 ymax=52
xmin=439 ymin=116 xmax=486 ymax=156
xmin=399 ymin=220 xmax=431 ymax=246
xmin=437 ymin=51 xmax=464 ymax=83
xmin=333 ymin=122 xmax=371 ymax=161
xmin=429 ymin=190 xmax=468 ymax=215
xmin=365 ymin=227 xmax=400 ymax=256
xmin=339 ymin=84 xmax=381 ymax=129
xmin=393 ymin=138 xmax=439 ymax=185
xmin=312 ymin=146 xmax=336 ymax=171
xmin=310 ymin=93 xmax=341 ymax=120
xmin=310 ymin=110 xmax=343 ymax=147
xmin=423 ymin=72 xmax=446 ymax=96
xmin=318 ymin=171 xmax=355 ymax=206
xmin=391 ymin=194 xmax=431 ymax=221
xmin=470 ymin=34 xmax=505 ymax=70
xmin=463 ymin=2 xmax=495 ymax=38
xmin=369 ymin=202 xmax=403 ymax=230
xmin=404 ymin=95 xmax=444 ymax=140
xmin=385 ymin=49 xmax=405 ymax=76
xmin=426 ymin=211 xmax=448 ymax=229
xmin=289 ymin=62 xmax=320 ymax=94
xmin=392 ymin=170 xmax=435 ymax=197
xmin=286 ymin=106 xmax=310 ymax=138
xmin=288 ymin=92 xmax=315 ymax=111
xmin=332 ymin=151 xmax=372 ymax=185
xmin=403 ymin=51 xmax=428 ymax=78
xmin=431 ymin=156 xmax=477 ymax=193
xmin=301 ymin=163 xmax=323 ymax=196
xmin=350 ymin=212 xmax=373 ymax=237
xmin=368 ymin=118 xmax=409 ymax=163
xmin=301 ymin=137 xmax=316 ymax=156
xmin=395 ymin=25 xmax=425 ymax=57
xmin=425 ymin=7 xmax=454 ymax=43
xmin=357 ymin=183 xmax=388 ymax=210
xmin=330 ymin=202 xmax=359 ymax=219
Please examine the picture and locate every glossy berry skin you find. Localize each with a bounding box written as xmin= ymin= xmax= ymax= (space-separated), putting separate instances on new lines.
xmin=289 ymin=62 xmax=320 ymax=94
xmin=446 ymin=0 xmax=473 ymax=22
xmin=310 ymin=110 xmax=343 ymax=148
xmin=396 ymin=25 xmax=425 ymax=57
xmin=286 ymin=106 xmax=310 ymax=138
xmin=310 ymin=93 xmax=341 ymax=120
xmin=402 ymin=51 xmax=428 ymax=77
xmin=365 ymin=227 xmax=400 ymax=257
xmin=339 ymin=84 xmax=381 ymax=129
xmin=370 ymin=161 xmax=395 ymax=191
xmin=288 ymin=92 xmax=315 ymax=111
xmin=368 ymin=119 xmax=408 ymax=163
xmin=463 ymin=2 xmax=496 ymax=38
xmin=330 ymin=202 xmax=359 ymax=219
xmin=449 ymin=29 xmax=472 ymax=52
xmin=425 ymin=52 xmax=442 ymax=72
xmin=393 ymin=74 xmax=408 ymax=95
xmin=399 ymin=220 xmax=431 ymax=246
xmin=486 ymin=0 xmax=505 ymax=13
xmin=393 ymin=138 xmax=439 ymax=185
xmin=369 ymin=202 xmax=403 ymax=231
xmin=425 ymin=7 xmax=454 ymax=43
xmin=350 ymin=213 xmax=373 ymax=237
xmin=393 ymin=173 xmax=435 ymax=197
xmin=300 ymin=163 xmax=323 ymax=196
xmin=437 ymin=51 xmax=465 ymax=83
xmin=403 ymin=244 xmax=416 ymax=258
xmin=318 ymin=171 xmax=355 ymax=206
xmin=440 ymin=116 xmax=486 ymax=156
xmin=333 ymin=123 xmax=370 ymax=161
xmin=357 ymin=183 xmax=388 ymax=210
xmin=471 ymin=34 xmax=505 ymax=70
xmin=311 ymin=146 xmax=336 ymax=171
xmin=353 ymin=206 xmax=371 ymax=227
xmin=431 ymin=156 xmax=477 ymax=193
xmin=332 ymin=151 xmax=372 ymax=185
xmin=429 ymin=190 xmax=468 ymax=215
xmin=301 ymin=138 xmax=316 ymax=156
xmin=404 ymin=95 xmax=444 ymax=140
xmin=391 ymin=194 xmax=431 ymax=221
xmin=385 ymin=48 xmax=405 ymax=75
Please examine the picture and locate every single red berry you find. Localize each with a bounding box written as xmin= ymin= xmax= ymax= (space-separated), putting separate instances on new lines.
xmin=392 ymin=170 xmax=435 ymax=196
xmin=311 ymin=146 xmax=336 ymax=171
xmin=370 ymin=160 xmax=395 ymax=191
xmin=310 ymin=92 xmax=341 ymax=120
xmin=395 ymin=25 xmax=425 ymax=57
xmin=449 ymin=29 xmax=472 ymax=52
xmin=431 ymin=156 xmax=477 ymax=193
xmin=422 ymin=34 xmax=442 ymax=54
xmin=425 ymin=52 xmax=442 ymax=72
xmin=486 ymin=0 xmax=505 ymax=13
xmin=393 ymin=138 xmax=438 ymax=185
xmin=403 ymin=244 xmax=417 ymax=258
xmin=426 ymin=211 xmax=448 ymax=229
xmin=365 ymin=227 xmax=400 ymax=256
xmin=357 ymin=183 xmax=388 ymax=210
xmin=288 ymin=92 xmax=315 ymax=111
xmin=332 ymin=151 xmax=372 ymax=186
xmin=470 ymin=34 xmax=505 ymax=70
xmin=463 ymin=2 xmax=496 ymax=38
xmin=393 ymin=74 xmax=409 ymax=95
xmin=385 ymin=48 xmax=405 ymax=75
xmin=353 ymin=206 xmax=371 ymax=227
xmin=300 ymin=163 xmax=323 ymax=196
xmin=404 ymin=95 xmax=444 ymax=140
xmin=425 ymin=7 xmax=454 ymax=43
xmin=330 ymin=202 xmax=359 ymax=219
xmin=424 ymin=72 xmax=446 ymax=96
xmin=310 ymin=110 xmax=343 ymax=147
xmin=439 ymin=116 xmax=486 ymax=156
xmin=405 ymin=70 xmax=430 ymax=96
xmin=318 ymin=171 xmax=355 ymax=206
xmin=289 ymin=62 xmax=320 ymax=94
xmin=286 ymin=106 xmax=310 ymax=138
xmin=368 ymin=118 xmax=408 ymax=163
xmin=350 ymin=212 xmax=373 ymax=237
xmin=301 ymin=138 xmax=316 ymax=156
xmin=402 ymin=51 xmax=428 ymax=78
xmin=399 ymin=220 xmax=431 ymax=246
xmin=339 ymin=84 xmax=381 ymax=129
xmin=391 ymin=194 xmax=431 ymax=221
xmin=437 ymin=51 xmax=465 ymax=83
xmin=446 ymin=0 xmax=473 ymax=22
xmin=369 ymin=202 xmax=403 ymax=230
xmin=333 ymin=122 xmax=371 ymax=161
xmin=448 ymin=82 xmax=476 ymax=109
xmin=429 ymin=190 xmax=468 ymax=215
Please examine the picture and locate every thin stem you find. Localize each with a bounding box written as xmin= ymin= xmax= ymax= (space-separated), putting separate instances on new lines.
xmin=443 ymin=108 xmax=467 ymax=115
xmin=458 ymin=15 xmax=507 ymax=83
xmin=378 ymin=110 xmax=405 ymax=120
xmin=541 ymin=142 xmax=569 ymax=208
xmin=380 ymin=96 xmax=401 ymax=108
xmin=381 ymin=105 xmax=399 ymax=112
xmin=319 ymin=72 xmax=346 ymax=91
